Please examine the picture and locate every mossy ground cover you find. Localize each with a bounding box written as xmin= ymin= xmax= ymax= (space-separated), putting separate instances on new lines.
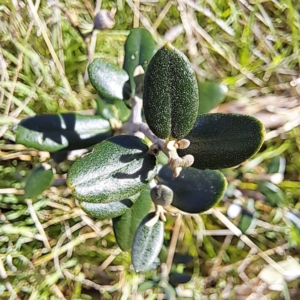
xmin=1 ymin=0 xmax=300 ymax=299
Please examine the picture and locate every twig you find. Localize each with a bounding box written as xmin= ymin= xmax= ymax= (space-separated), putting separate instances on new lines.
xmin=26 ymin=199 xmax=51 ymax=250
xmin=50 ymin=4 xmax=92 ymax=41
xmin=34 ymin=231 xmax=100 ymax=266
xmin=98 ymin=248 xmax=122 ymax=273
xmin=84 ymin=0 xmax=102 ymax=81
xmin=126 ymin=0 xmax=163 ymax=44
xmin=211 ymin=209 xmax=286 ymax=274
xmin=63 ymin=269 xmax=119 ymax=293
xmin=133 ymin=0 xmax=140 ymax=28
xmin=166 ymin=215 xmax=182 ymax=273
xmin=129 ymin=96 xmax=143 ymax=136
xmin=177 ymin=0 xmax=198 ymax=60
xmin=134 ymin=122 xmax=165 ymax=150
xmin=53 ymin=221 xmax=85 ymax=276
xmin=190 ymin=18 xmax=264 ymax=87
xmin=26 ymin=0 xmax=81 ymax=109
xmin=0 ymin=188 xmax=24 ymax=195
xmin=0 ymin=258 xmax=20 ymax=299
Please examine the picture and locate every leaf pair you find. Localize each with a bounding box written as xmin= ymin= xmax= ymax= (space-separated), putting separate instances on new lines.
xmin=143 ymin=42 xmax=265 ymax=170
xmin=88 ymin=28 xmax=156 ymax=101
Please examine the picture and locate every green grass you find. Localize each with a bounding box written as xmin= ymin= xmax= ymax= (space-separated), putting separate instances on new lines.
xmin=1 ymin=0 xmax=300 ymax=299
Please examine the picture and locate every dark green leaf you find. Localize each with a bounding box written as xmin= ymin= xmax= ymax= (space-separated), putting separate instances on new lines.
xmin=132 ymin=212 xmax=164 ymax=272
xmin=238 ymin=199 xmax=256 ymax=233
xmin=198 ymin=82 xmax=228 ymax=114
xmin=143 ymin=43 xmax=199 ymax=139
xmin=178 ymin=113 xmax=265 ymax=170
xmin=123 ymin=28 xmax=156 ymax=94
xmin=113 ymin=188 xmax=152 ymax=251
xmin=15 ymin=114 xmax=113 ymax=152
xmin=173 ymin=252 xmax=193 ymax=265
xmin=50 ymin=150 xmax=68 ymax=163
xmin=156 ymin=165 xmax=227 ymax=213
xmin=24 ymin=166 xmax=54 ymax=198
xmin=80 ymin=192 xmax=140 ymax=220
xmin=238 ymin=213 xmax=253 ymax=234
xmin=169 ymin=272 xmax=192 ymax=287
xmin=257 ymin=181 xmax=286 ymax=207
xmin=95 ymin=96 xmax=131 ymax=122
xmin=67 ymin=135 xmax=157 ymax=203
xmin=88 ymin=59 xmax=130 ymax=101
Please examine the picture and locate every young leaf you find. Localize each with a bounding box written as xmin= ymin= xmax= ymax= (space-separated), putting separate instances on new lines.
xmin=198 ymin=82 xmax=228 ymax=114
xmin=123 ymin=28 xmax=156 ymax=94
xmin=143 ymin=43 xmax=199 ymax=139
xmin=80 ymin=192 xmax=141 ymax=220
xmin=67 ymin=135 xmax=157 ymax=203
xmin=132 ymin=212 xmax=164 ymax=272
xmin=24 ymin=166 xmax=54 ymax=198
xmin=257 ymin=181 xmax=286 ymax=207
xmin=15 ymin=114 xmax=113 ymax=152
xmin=95 ymin=96 xmax=131 ymax=122
xmin=88 ymin=59 xmax=130 ymax=101
xmin=238 ymin=212 xmax=254 ymax=234
xmin=238 ymin=199 xmax=256 ymax=233
xmin=112 ymin=188 xmax=152 ymax=251
xmin=156 ymin=165 xmax=227 ymax=213
xmin=178 ymin=113 xmax=265 ymax=170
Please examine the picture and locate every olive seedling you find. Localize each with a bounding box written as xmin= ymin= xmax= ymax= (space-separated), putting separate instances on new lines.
xmin=15 ymin=28 xmax=265 ymax=273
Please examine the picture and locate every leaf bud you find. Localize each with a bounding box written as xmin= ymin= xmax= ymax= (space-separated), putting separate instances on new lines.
xmin=150 ymin=184 xmax=173 ymax=206
xmin=176 ymin=139 xmax=190 ymax=149
xmin=93 ymin=10 xmax=115 ymax=30
xmin=181 ymin=154 xmax=194 ymax=167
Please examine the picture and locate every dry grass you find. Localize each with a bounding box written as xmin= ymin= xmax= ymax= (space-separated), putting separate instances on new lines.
xmin=1 ymin=0 xmax=300 ymax=299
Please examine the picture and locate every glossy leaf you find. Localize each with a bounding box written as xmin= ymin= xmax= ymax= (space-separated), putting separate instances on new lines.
xmin=156 ymin=165 xmax=227 ymax=213
xmin=80 ymin=192 xmax=140 ymax=220
xmin=143 ymin=43 xmax=199 ymax=139
xmin=198 ymin=82 xmax=228 ymax=114
xmin=132 ymin=212 xmax=164 ymax=272
xmin=112 ymin=188 xmax=152 ymax=251
xmin=88 ymin=59 xmax=130 ymax=101
xmin=178 ymin=113 xmax=265 ymax=170
xmin=15 ymin=114 xmax=113 ymax=152
xmin=24 ymin=166 xmax=54 ymax=198
xmin=123 ymin=28 xmax=156 ymax=94
xmin=67 ymin=135 xmax=157 ymax=203
xmin=95 ymin=97 xmax=131 ymax=122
